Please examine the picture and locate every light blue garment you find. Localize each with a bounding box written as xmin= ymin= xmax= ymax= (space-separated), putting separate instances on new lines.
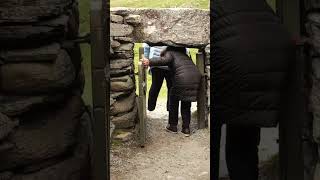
xmin=143 ymin=43 xmax=168 ymax=71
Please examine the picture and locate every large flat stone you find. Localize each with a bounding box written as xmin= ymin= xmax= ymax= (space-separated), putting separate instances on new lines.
xmin=111 ymin=75 xmax=134 ymax=92
xmin=110 ymin=23 xmax=134 ymax=37
xmin=111 ymin=8 xmax=209 ymax=47
xmin=111 ymin=105 xmax=137 ymax=129
xmin=110 ymin=92 xmax=136 ymax=116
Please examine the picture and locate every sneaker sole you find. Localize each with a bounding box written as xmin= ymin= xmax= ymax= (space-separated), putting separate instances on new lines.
xmin=165 ymin=128 xmax=178 ymax=134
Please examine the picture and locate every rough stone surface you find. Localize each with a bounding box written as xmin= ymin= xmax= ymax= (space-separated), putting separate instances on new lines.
xmin=0 ymin=50 xmax=76 ymax=94
xmin=110 ymin=23 xmax=134 ymax=37
xmin=111 ymin=14 xmax=124 ymax=23
xmin=111 ymin=39 xmax=121 ymax=48
xmin=115 ymin=43 xmax=134 ymax=52
xmin=111 ymin=59 xmax=133 ymax=69
xmin=0 ymin=113 xmax=18 ymax=141
xmin=0 ymin=43 xmax=61 ymax=63
xmin=111 ymin=75 xmax=135 ymax=92
xmin=10 ymin=115 xmax=90 ymax=180
xmin=125 ymin=14 xmax=142 ymax=25
xmin=114 ymin=36 xmax=134 ymax=43
xmin=0 ymin=0 xmax=73 ymax=23
xmin=0 ymin=94 xmax=66 ymax=116
xmin=0 ymin=96 xmax=84 ymax=171
xmin=111 ymin=8 xmax=209 ymax=47
xmin=0 ymin=14 xmax=77 ymax=48
xmin=111 ymin=105 xmax=137 ymax=129
xmin=112 ymin=51 xmax=134 ymax=59
xmin=110 ymin=92 xmax=136 ymax=116
xmin=111 ymin=91 xmax=133 ymax=99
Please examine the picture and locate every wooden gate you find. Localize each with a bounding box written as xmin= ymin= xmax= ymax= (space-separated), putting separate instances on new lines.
xmin=137 ymin=47 xmax=147 ymax=147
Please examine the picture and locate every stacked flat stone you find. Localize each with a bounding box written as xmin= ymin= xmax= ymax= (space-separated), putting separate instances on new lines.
xmin=110 ymin=12 xmax=140 ymax=129
xmin=0 ymin=0 xmax=90 ymax=179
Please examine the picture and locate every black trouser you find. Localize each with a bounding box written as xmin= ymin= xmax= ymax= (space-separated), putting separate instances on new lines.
xmin=168 ymin=95 xmax=191 ymax=128
xmin=225 ymin=124 xmax=261 ymax=180
xmin=148 ymin=68 xmax=172 ymax=111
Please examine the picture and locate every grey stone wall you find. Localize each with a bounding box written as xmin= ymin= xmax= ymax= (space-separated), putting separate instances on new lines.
xmin=0 ymin=0 xmax=90 ymax=179
xmin=110 ymin=8 xmax=210 ymax=131
xmin=110 ymin=12 xmax=138 ymax=130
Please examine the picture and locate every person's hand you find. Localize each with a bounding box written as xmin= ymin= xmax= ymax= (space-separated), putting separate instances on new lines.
xmin=141 ymin=58 xmax=150 ymax=67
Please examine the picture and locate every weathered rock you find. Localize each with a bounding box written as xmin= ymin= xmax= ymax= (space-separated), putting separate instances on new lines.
xmin=0 ymin=113 xmax=18 ymax=141
xmin=0 ymin=43 xmax=60 ymax=63
xmin=125 ymin=14 xmax=142 ymax=25
xmin=115 ymin=43 xmax=134 ymax=52
xmin=114 ymin=36 xmax=134 ymax=43
xmin=0 ymin=0 xmax=73 ymax=23
xmin=111 ymin=91 xmax=133 ymax=99
xmin=110 ymin=23 xmax=134 ymax=37
xmin=113 ymin=131 xmax=133 ymax=142
xmin=111 ymin=75 xmax=134 ymax=92
xmin=111 ymin=14 xmax=124 ymax=23
xmin=111 ymin=59 xmax=133 ymax=69
xmin=0 ymin=96 xmax=84 ymax=171
xmin=0 ymin=50 xmax=76 ymax=94
xmin=111 ymin=66 xmax=133 ymax=77
xmin=111 ymin=8 xmax=210 ymax=47
xmin=112 ymin=51 xmax=134 ymax=59
xmin=111 ymin=40 xmax=121 ymax=48
xmin=110 ymin=46 xmax=114 ymax=55
xmin=111 ymin=105 xmax=137 ymax=128
xmin=110 ymin=92 xmax=136 ymax=115
xmin=0 ymin=14 xmax=77 ymax=48
xmin=10 ymin=116 xmax=90 ymax=180
xmin=0 ymin=94 xmax=66 ymax=116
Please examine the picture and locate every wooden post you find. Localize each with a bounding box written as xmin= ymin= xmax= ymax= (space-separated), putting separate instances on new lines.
xmin=138 ymin=47 xmax=147 ymax=147
xmin=89 ymin=0 xmax=108 ymax=179
xmin=196 ymin=52 xmax=207 ymax=129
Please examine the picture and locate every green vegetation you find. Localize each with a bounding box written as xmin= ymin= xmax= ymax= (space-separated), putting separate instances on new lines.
xmin=110 ymin=0 xmax=209 ymax=9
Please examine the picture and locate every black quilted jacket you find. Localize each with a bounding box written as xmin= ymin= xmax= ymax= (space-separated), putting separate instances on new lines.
xmin=212 ymin=0 xmax=295 ymax=127
xmin=149 ymin=50 xmax=201 ymax=102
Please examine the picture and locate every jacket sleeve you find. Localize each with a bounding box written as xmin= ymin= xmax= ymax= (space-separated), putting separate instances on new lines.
xmin=143 ymin=43 xmax=150 ymax=58
xmin=149 ymin=52 xmax=173 ymax=66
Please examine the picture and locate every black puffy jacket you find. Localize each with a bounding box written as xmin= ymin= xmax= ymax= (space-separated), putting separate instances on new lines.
xmin=149 ymin=50 xmax=201 ymax=102
xmin=212 ymin=0 xmax=295 ymax=127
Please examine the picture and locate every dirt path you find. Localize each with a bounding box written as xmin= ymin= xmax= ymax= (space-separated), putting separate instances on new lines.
xmin=110 ymin=100 xmax=210 ymax=180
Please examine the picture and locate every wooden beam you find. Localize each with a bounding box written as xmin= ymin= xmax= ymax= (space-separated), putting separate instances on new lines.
xmin=138 ymin=47 xmax=147 ymax=147
xmin=89 ymin=0 xmax=108 ymax=179
xmin=196 ymin=52 xmax=207 ymax=129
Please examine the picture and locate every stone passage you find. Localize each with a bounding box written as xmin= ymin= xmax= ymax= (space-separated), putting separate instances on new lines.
xmin=0 ymin=0 xmax=90 ymax=179
xmin=110 ymin=8 xmax=210 ymax=131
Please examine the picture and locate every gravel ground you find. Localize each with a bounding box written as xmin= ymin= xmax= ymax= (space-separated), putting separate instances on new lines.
xmin=110 ymin=100 xmax=210 ymax=180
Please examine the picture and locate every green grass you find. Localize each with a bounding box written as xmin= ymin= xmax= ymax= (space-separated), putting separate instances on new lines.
xmin=111 ymin=0 xmax=209 ymax=9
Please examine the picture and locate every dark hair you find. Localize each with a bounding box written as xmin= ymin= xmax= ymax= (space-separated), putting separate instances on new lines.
xmin=160 ymin=46 xmax=187 ymax=56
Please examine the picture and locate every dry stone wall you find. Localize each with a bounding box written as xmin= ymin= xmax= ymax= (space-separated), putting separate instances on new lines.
xmin=0 ymin=0 xmax=90 ymax=179
xmin=110 ymin=12 xmax=138 ymax=130
xmin=110 ymin=8 xmax=210 ymax=130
